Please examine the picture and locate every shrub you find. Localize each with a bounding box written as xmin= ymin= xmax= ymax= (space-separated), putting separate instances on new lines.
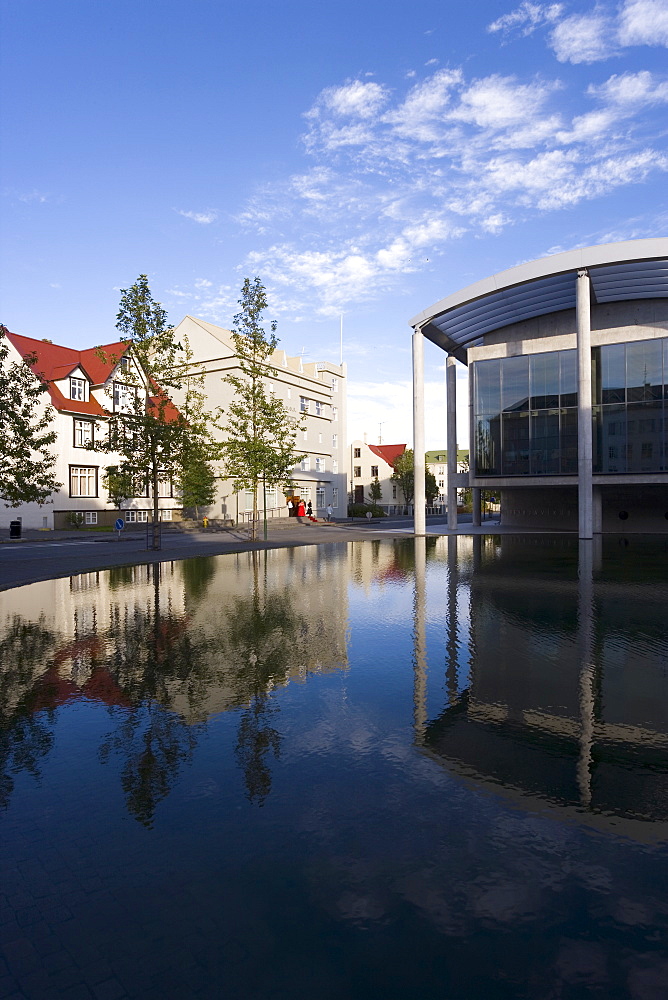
xmin=66 ymin=512 xmax=84 ymax=529
xmin=347 ymin=503 xmax=386 ymax=518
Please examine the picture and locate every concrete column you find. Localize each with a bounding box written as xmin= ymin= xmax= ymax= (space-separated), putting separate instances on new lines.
xmin=413 ymin=327 xmax=426 ymax=536
xmin=472 ymin=487 xmax=482 ymax=526
xmin=446 ymin=356 xmax=458 ymax=530
xmin=577 ymin=270 xmax=593 ymax=539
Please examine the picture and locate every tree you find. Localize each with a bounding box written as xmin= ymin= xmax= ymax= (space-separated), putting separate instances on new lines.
xmin=95 ymin=276 xmax=217 ymax=549
xmin=391 ymin=449 xmax=415 ymax=505
xmin=367 ymin=476 xmax=382 ymax=505
xmin=177 ymin=439 xmax=218 ymax=520
xmin=0 ymin=325 xmax=60 ymax=508
xmin=390 ymin=449 xmax=438 ymax=507
xmin=219 ymin=277 xmax=303 ymax=541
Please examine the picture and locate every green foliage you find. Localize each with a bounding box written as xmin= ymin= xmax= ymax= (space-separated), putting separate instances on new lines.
xmin=347 ymin=503 xmax=386 ymax=518
xmin=66 ymin=511 xmax=84 ymax=529
xmin=391 ymin=448 xmax=415 ymax=504
xmin=218 ymin=277 xmax=303 ymax=540
xmin=95 ymin=276 xmax=218 ymax=549
xmin=367 ymin=476 xmax=382 ymax=504
xmin=425 ymin=469 xmax=439 ymax=504
xmin=103 ymin=466 xmax=135 ymax=509
xmin=177 ymin=440 xmax=218 ymax=518
xmin=0 ymin=325 xmax=60 ymax=507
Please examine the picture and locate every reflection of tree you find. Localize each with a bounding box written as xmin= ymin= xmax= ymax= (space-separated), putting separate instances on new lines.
xmin=0 ymin=616 xmax=57 ymax=808
xmin=179 ymin=555 xmax=217 ymax=604
xmin=225 ymin=553 xmax=306 ymax=805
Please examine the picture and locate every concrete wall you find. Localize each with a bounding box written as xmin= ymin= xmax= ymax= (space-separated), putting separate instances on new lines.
xmin=501 ymin=485 xmax=668 ymax=532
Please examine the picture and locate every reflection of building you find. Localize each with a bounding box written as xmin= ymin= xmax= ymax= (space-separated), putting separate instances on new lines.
xmin=410 ymin=239 xmax=668 ymax=534
xmin=415 ymin=535 xmax=668 ymax=839
xmin=425 ymin=449 xmax=469 ymax=504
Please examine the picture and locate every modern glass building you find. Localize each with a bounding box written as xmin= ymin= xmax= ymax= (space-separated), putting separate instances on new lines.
xmin=410 ymin=239 xmax=668 ymax=535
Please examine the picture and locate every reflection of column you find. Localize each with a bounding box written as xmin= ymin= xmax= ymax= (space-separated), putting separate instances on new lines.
xmin=413 ymin=327 xmax=426 ymax=536
xmin=592 ymin=485 xmax=602 ymax=534
xmin=577 ymin=539 xmax=596 ymax=807
xmin=413 ymin=534 xmax=428 ymax=742
xmin=446 ymin=535 xmax=459 ymax=705
xmin=472 ymin=534 xmax=482 ymax=572
xmin=447 ymin=356 xmax=458 ymax=530
xmin=577 ymin=270 xmax=593 ymax=539
xmin=472 ymin=488 xmax=482 ymax=527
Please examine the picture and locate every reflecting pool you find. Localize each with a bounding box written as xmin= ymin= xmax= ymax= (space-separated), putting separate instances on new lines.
xmin=1 ymin=536 xmax=667 ymax=999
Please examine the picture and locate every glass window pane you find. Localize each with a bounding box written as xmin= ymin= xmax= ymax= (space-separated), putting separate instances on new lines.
xmin=626 ymin=340 xmax=663 ymax=401
xmin=530 ymin=353 xmax=559 ymax=410
xmin=560 ymin=350 xmax=577 ymax=408
xmin=560 ymin=409 xmax=578 ymax=474
xmin=501 ymin=356 xmax=529 ymax=412
xmin=530 ymin=409 xmax=560 ymax=474
xmin=599 ymin=344 xmax=626 ymax=404
xmin=475 ymin=415 xmax=501 ymax=475
xmin=502 ymin=411 xmax=529 ymax=474
xmin=593 ymin=404 xmax=626 ymax=473
xmin=627 ymin=400 xmax=664 ymax=472
xmin=474 ymin=360 xmax=501 ymax=417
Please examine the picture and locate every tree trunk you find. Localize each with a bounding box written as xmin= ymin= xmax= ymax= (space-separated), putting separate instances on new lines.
xmin=151 ymin=442 xmax=160 ymax=550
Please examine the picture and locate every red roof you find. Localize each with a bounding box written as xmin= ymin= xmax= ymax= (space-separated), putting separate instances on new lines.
xmin=6 ymin=331 xmax=128 ymax=385
xmin=368 ymin=443 xmax=407 ymax=468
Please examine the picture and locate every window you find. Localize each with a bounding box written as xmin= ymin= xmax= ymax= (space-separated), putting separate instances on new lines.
xmin=315 ymin=457 xmax=325 ymax=472
xmin=70 ymin=466 xmax=97 ymax=497
xmin=70 ymin=377 xmax=86 ymax=401
xmin=300 ymin=396 xmax=309 ymax=413
xmin=157 ymin=474 xmax=172 ymax=497
xmin=315 ymin=400 xmax=323 ymax=416
xmin=120 ymin=356 xmax=130 ymax=372
xmin=300 ymin=486 xmax=311 ymax=500
xmin=392 ymin=485 xmax=397 ymax=499
xmin=354 ymin=448 xmax=361 ymax=458
xmin=300 ymin=456 xmax=310 ymax=471
xmin=318 ymin=433 xmax=323 ymax=444
xmin=84 ymin=511 xmax=97 ymax=525
xmin=332 ymin=488 xmax=339 ymax=508
xmin=316 ymin=487 xmax=325 ymax=508
xmin=74 ymin=419 xmax=93 ymax=447
xmin=438 ymin=479 xmax=444 ymax=488
xmin=245 ymin=490 xmax=255 ymax=511
xmin=332 ymin=406 xmax=338 ymax=421
xmin=159 ymin=509 xmax=173 ymax=521
xmin=332 ymin=434 xmax=338 ymax=448
xmin=332 ymin=460 xmax=338 ymax=474
xmin=438 ymin=466 xmax=444 ymax=475
xmin=303 ymin=429 xmax=308 ymax=441
xmin=371 ymin=465 xmax=378 ymax=477
xmin=113 ymin=382 xmax=136 ymax=413
xmin=354 ymin=466 xmax=361 ymax=477
xmin=125 ymin=509 xmax=148 ymax=522
xmin=331 ymin=377 xmax=339 ymax=391
xmin=287 ymin=388 xmax=292 ymax=399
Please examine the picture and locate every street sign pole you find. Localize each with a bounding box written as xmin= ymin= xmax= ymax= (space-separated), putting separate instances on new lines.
xmin=115 ymin=517 xmax=125 ymax=541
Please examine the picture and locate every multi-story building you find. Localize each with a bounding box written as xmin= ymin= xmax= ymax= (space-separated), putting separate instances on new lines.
xmin=348 ymin=440 xmax=406 ymax=506
xmin=425 ymin=449 xmax=469 ymax=503
xmin=2 ymin=315 xmax=347 ymax=529
xmin=410 ymin=238 xmax=668 ymax=533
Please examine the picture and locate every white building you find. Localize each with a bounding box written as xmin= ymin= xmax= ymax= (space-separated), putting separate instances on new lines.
xmin=348 ymin=440 xmax=407 ymax=506
xmin=2 ymin=317 xmax=347 ymax=529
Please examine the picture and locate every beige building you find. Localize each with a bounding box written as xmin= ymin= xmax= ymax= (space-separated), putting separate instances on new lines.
xmin=348 ymin=440 xmax=407 ymax=506
xmin=2 ymin=316 xmax=347 ymax=529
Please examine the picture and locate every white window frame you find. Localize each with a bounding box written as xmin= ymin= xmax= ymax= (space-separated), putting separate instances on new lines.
xmin=332 ymin=406 xmax=338 ymax=421
xmin=125 ymin=509 xmax=148 ymax=522
xmin=159 ymin=509 xmax=173 ymax=521
xmin=331 ymin=377 xmax=339 ymax=391
xmin=74 ymin=419 xmax=94 ymax=448
xmin=315 ymin=457 xmax=325 ymax=473
xmin=354 ymin=466 xmax=361 ymax=478
xmin=300 ymin=456 xmax=310 ymax=472
xmin=70 ymin=377 xmax=86 ymax=401
xmin=316 ymin=487 xmax=325 ymax=508
xmin=300 ymin=396 xmax=309 ymax=413
xmin=315 ymin=400 xmax=323 ymax=417
xmin=332 ymin=488 xmax=339 ymax=508
xmin=332 ymin=434 xmax=338 ymax=448
xmin=332 ymin=460 xmax=338 ymax=474
xmin=70 ymin=466 xmax=97 ymax=497
xmin=113 ymin=382 xmax=136 ymax=414
xmin=84 ymin=511 xmax=97 ymax=524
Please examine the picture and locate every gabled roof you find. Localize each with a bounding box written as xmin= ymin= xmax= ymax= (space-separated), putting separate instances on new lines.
xmin=6 ymin=331 xmax=128 ymax=385
xmin=425 ymin=449 xmax=469 ymax=463
xmin=368 ymin=443 xmax=407 ymax=468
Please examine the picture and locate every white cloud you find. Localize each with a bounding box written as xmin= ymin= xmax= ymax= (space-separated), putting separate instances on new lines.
xmin=309 ymin=80 xmax=390 ymax=120
xmin=194 ymin=278 xmax=213 ymax=289
xmin=588 ymin=70 xmax=668 ymax=105
xmin=488 ymin=2 xmax=564 ymax=37
xmin=549 ymin=11 xmax=616 ymax=63
xmin=175 ymin=208 xmax=218 ymax=224
xmin=451 ymin=75 xmax=559 ymax=129
xmin=618 ymin=0 xmax=668 ymax=47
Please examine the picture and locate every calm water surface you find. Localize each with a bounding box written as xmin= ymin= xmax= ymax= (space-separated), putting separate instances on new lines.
xmin=1 ymin=535 xmax=667 ymax=999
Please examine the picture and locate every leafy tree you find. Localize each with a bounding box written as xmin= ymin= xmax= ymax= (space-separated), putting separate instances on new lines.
xmin=94 ymin=276 xmax=217 ymax=549
xmin=390 ymin=449 xmax=439 ymax=506
xmin=103 ymin=466 xmax=135 ymax=513
xmin=367 ymin=476 xmax=382 ymax=504
xmin=391 ymin=449 xmax=415 ymax=505
xmin=177 ymin=439 xmax=218 ymax=520
xmin=0 ymin=325 xmax=60 ymax=508
xmin=219 ymin=277 xmax=303 ymax=540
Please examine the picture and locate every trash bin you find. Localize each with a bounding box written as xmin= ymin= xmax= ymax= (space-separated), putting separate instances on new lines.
xmin=9 ymin=520 xmax=21 ymax=539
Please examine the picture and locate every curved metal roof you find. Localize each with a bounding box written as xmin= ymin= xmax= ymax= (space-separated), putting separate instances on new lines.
xmin=409 ymin=238 xmax=668 ymax=362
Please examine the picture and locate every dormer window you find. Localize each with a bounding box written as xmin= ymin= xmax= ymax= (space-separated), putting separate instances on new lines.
xmin=70 ymin=377 xmax=87 ymax=401
xmin=120 ymin=356 xmax=130 ymax=372
xmin=113 ymin=382 xmax=136 ymax=413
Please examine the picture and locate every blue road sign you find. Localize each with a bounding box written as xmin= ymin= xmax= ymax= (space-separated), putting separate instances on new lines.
xmin=115 ymin=518 xmax=125 ymax=530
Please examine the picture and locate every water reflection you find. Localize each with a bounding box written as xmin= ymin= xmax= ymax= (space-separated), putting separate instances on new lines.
xmin=416 ymin=534 xmax=668 ymax=836
xmin=0 ymin=547 xmax=349 ymax=822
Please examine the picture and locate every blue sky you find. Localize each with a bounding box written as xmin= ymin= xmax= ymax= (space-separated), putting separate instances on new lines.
xmin=2 ymin=0 xmax=667 ymax=447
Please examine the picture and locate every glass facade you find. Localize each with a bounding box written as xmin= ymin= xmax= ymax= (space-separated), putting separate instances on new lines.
xmin=473 ymin=337 xmax=668 ymax=476
xmin=474 ymin=348 xmax=577 ymax=476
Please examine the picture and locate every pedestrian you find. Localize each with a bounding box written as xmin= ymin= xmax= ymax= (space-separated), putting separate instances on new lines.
xmin=297 ymin=499 xmax=306 ymax=517
xmin=306 ymin=500 xmax=313 ymax=517
xmin=287 ymin=498 xmax=294 ymax=517
xmin=326 ymin=503 xmax=333 ymax=522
